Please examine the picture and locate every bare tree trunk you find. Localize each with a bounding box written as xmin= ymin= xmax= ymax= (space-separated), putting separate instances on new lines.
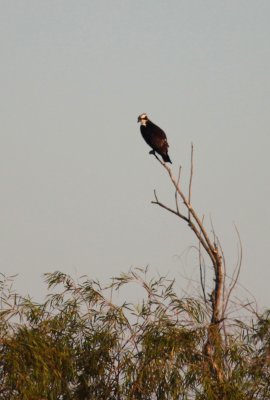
xmin=151 ymin=149 xmax=226 ymax=392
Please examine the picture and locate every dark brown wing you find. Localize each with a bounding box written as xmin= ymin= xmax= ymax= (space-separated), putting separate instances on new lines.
xmin=140 ymin=120 xmax=169 ymax=153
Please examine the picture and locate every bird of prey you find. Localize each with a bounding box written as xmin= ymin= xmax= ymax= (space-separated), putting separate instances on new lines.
xmin=137 ymin=113 xmax=172 ymax=163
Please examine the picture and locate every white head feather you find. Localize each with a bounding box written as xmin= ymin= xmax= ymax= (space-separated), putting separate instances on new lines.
xmin=138 ymin=113 xmax=148 ymax=126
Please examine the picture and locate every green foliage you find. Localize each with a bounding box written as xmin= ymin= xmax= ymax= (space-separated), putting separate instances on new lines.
xmin=0 ymin=270 xmax=269 ymax=399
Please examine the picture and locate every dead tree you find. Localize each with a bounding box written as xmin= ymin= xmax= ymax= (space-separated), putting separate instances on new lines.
xmin=151 ymin=146 xmax=226 ymax=388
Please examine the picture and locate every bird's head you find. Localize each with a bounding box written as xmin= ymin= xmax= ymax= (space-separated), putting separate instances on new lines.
xmin=137 ymin=113 xmax=148 ymax=125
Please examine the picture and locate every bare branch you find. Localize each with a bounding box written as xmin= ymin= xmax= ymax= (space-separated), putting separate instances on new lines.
xmin=152 ymin=192 xmax=216 ymax=261
xmin=152 ymin=149 xmax=226 ymax=384
xmin=155 ymin=158 xmax=217 ymax=266
xmin=152 ymin=190 xmax=189 ymax=222
xmin=222 ymin=224 xmax=243 ymax=318
xmin=199 ymin=236 xmax=207 ymax=304
xmin=175 ymin=165 xmax=182 ymax=215
xmin=188 ymin=142 xmax=194 ymax=221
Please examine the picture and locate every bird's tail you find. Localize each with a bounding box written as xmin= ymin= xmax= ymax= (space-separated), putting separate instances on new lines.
xmin=162 ymin=153 xmax=172 ymax=164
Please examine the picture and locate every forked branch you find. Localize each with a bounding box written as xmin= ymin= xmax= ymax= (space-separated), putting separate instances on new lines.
xmin=151 ymin=148 xmax=225 ymax=385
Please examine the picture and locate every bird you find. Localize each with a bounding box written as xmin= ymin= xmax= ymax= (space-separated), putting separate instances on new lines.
xmin=137 ymin=113 xmax=172 ymax=163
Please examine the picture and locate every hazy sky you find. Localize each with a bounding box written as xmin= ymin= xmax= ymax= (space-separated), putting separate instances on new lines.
xmin=0 ymin=1 xmax=270 ymax=308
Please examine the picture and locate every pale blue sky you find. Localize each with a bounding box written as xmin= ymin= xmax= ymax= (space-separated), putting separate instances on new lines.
xmin=0 ymin=1 xmax=270 ymax=308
